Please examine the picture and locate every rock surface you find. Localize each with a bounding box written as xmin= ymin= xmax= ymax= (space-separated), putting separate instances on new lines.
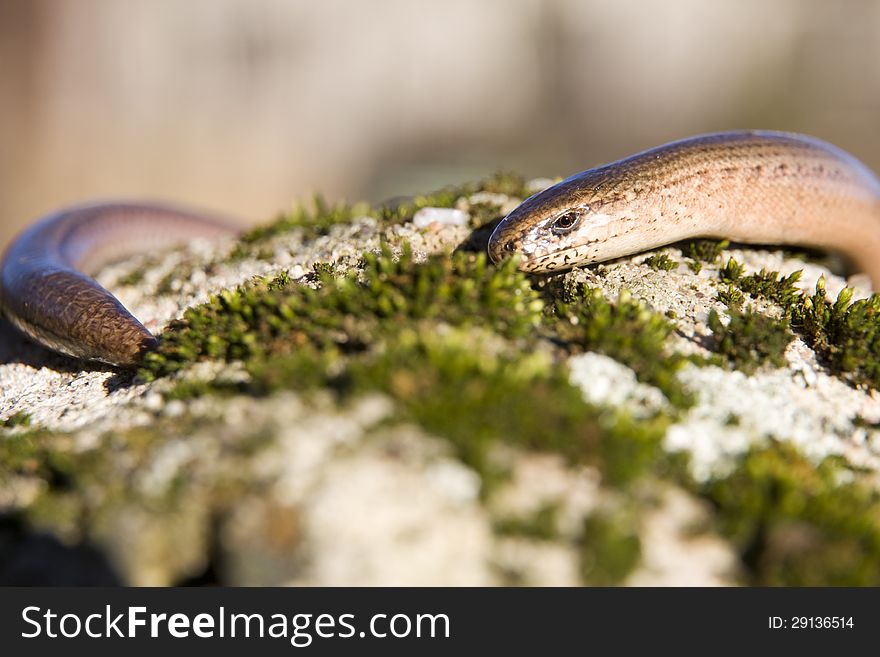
xmin=2 ymin=180 xmax=879 ymax=586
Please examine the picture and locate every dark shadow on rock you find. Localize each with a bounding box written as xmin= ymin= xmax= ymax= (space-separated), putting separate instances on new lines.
xmin=0 ymin=514 xmax=122 ymax=585
xmin=689 ymin=328 xmax=716 ymax=352
xmin=0 ymin=316 xmax=141 ymax=394
xmin=103 ymin=368 xmax=140 ymax=394
xmin=0 ymin=315 xmax=111 ymax=374
xmin=176 ymin=512 xmax=225 ymax=586
xmin=454 ymin=217 xmax=504 ymax=257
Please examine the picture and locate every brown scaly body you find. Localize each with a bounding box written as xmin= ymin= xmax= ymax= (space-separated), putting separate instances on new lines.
xmin=1 ymin=202 xmax=237 ymax=366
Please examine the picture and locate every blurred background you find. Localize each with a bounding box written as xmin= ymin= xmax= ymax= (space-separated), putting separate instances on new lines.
xmin=1 ymin=0 xmax=879 ymax=250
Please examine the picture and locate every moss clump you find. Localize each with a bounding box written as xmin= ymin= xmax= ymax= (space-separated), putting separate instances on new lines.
xmin=738 ymin=269 xmax=802 ymax=309
xmin=681 ymin=239 xmax=729 ymax=263
xmin=234 ymin=196 xmax=371 ymax=254
xmin=343 ymin=332 xmax=668 ymax=489
xmin=701 ymin=442 xmax=880 ymax=586
xmin=578 ymin=509 xmax=642 ymax=585
xmin=719 ymin=258 xmax=745 ymax=284
xmin=477 ymin=171 xmax=528 ymax=197
xmin=465 ymin=201 xmax=505 ymax=229
xmin=0 ymin=428 xmax=53 ymax=477
xmin=141 ymin=235 xmax=675 ymax=494
xmin=246 ymin=330 xmax=669 ymax=491
xmin=226 ymin=171 xmax=530 ymax=260
xmin=163 ymin=378 xmax=246 ymax=402
xmin=719 ymin=265 xmax=880 ymax=389
xmin=117 ymin=266 xmax=148 ymax=287
xmin=494 ymin=503 xmax=561 ymax=540
xmin=142 ymin=245 xmax=543 ymax=380
xmin=1 ymin=411 xmax=32 ymax=429
xmin=715 ymin=285 xmax=745 ymax=310
xmin=379 ymin=171 xmax=529 ymax=226
xmin=375 ymin=188 xmax=464 ymax=225
xmin=707 ymin=308 xmax=792 ymax=374
xmin=790 ymin=279 xmax=880 ymax=389
xmin=643 ymin=253 xmax=677 ymax=272
xmin=551 ymin=284 xmax=692 ymax=408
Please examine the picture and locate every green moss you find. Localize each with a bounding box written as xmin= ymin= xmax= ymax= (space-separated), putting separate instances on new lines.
xmin=687 ymin=260 xmax=703 ymax=275
xmin=551 ymin=284 xmax=693 ymax=408
xmin=579 ymin=508 xmax=642 ymax=585
xmin=377 ymin=171 xmax=527 ymax=226
xmin=245 ymin=328 xmax=669 ymax=492
xmin=477 ymin=171 xmax=528 ymax=197
xmin=738 ymin=269 xmax=802 ymax=309
xmin=1 ymin=411 xmax=32 ymax=429
xmin=244 ymin=347 xmax=340 ymax=397
xmin=344 ymin=332 xmax=668 ymax=490
xmin=235 ymin=196 xmax=371 ymax=252
xmin=681 ymin=239 xmax=729 ymax=263
xmin=160 ymin=262 xmax=675 ymax=491
xmin=494 ymin=502 xmax=561 ymax=540
xmin=715 ymin=285 xmax=744 ymax=310
xmin=142 ymin=245 xmax=544 ymax=380
xmin=375 ymin=187 xmax=465 ymax=225
xmin=0 ymin=428 xmax=52 ymax=476
xmin=155 ymin=270 xmax=178 ymax=296
xmin=789 ymin=279 xmax=880 ymax=389
xmin=719 ymin=257 xmax=745 ymax=284
xmin=643 ymin=252 xmax=677 ymax=272
xmin=707 ymin=307 xmax=792 ymax=374
xmin=266 ymin=270 xmax=292 ymax=291
xmin=117 ymin=267 xmax=148 ymax=287
xmin=466 ymin=201 xmax=505 ymax=229
xmin=719 ymin=266 xmax=880 ymax=389
xmin=163 ymin=378 xmax=246 ymax=402
xmin=700 ymin=442 xmax=880 ymax=586
xmin=155 ymin=241 xmax=673 ymax=492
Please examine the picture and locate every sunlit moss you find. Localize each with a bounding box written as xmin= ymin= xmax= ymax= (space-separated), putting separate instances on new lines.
xmin=699 ymin=442 xmax=880 ymax=586
xmin=141 ymin=245 xmax=543 ymax=379
xmin=680 ymin=238 xmax=729 ymax=264
xmin=708 ymin=307 xmax=792 ymax=374
xmin=1 ymin=411 xmax=32 ymax=429
xmin=643 ymin=252 xmax=677 ymax=272
xmin=737 ymin=269 xmax=802 ymax=309
xmin=790 ymin=279 xmax=880 ymax=389
xmin=551 ymin=283 xmax=693 ymax=408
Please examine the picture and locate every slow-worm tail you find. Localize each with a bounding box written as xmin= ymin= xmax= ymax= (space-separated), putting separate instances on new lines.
xmin=0 ymin=202 xmax=238 ymax=366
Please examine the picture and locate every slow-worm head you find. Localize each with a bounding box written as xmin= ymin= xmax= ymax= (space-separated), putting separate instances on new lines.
xmin=489 ymin=130 xmax=880 ymax=286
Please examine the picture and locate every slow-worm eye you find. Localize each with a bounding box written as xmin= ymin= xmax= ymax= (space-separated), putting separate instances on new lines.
xmin=551 ymin=210 xmax=582 ymax=234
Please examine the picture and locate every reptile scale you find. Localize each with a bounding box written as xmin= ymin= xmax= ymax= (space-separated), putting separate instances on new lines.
xmin=2 ymin=131 xmax=879 ymax=366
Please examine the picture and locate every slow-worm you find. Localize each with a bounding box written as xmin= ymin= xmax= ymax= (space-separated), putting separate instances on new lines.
xmin=3 ymin=131 xmax=879 ymax=368
xmin=488 ymin=131 xmax=880 ymax=287
xmin=0 ymin=202 xmax=236 ymax=366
